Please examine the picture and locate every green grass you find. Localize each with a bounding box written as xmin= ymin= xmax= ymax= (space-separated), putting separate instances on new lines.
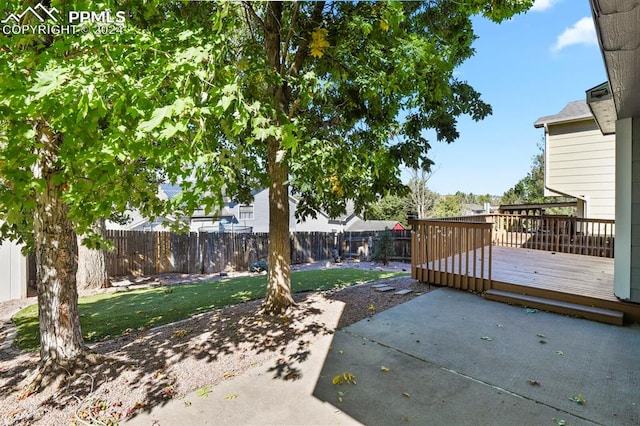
xmin=13 ymin=268 xmax=406 ymax=351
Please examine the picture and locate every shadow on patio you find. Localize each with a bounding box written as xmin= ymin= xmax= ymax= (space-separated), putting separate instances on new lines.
xmin=313 ymin=287 xmax=640 ymax=425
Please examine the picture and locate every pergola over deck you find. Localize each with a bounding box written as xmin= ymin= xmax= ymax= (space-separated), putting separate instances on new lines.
xmin=411 ymin=215 xmax=640 ymax=325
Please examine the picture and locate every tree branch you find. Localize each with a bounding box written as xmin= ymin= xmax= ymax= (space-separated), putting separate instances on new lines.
xmin=288 ymin=1 xmax=325 ymax=79
xmin=242 ymin=1 xmax=265 ymax=31
xmin=280 ymin=1 xmax=301 ymax=76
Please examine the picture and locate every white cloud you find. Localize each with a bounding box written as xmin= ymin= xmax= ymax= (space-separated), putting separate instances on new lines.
xmin=552 ymin=17 xmax=598 ymax=52
xmin=531 ymin=0 xmax=560 ymax=12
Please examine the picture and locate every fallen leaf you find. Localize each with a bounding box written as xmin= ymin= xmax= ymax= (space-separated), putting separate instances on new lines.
xmin=334 ymin=373 xmax=356 ymax=385
xmin=481 ymin=336 xmax=493 ymax=341
xmin=539 ymin=340 xmax=547 ymax=344
xmin=536 ymin=333 xmax=546 ymax=338
xmin=380 ymin=366 xmax=390 ymax=372
xmin=197 ymin=385 xmax=212 ymax=397
xmin=184 ymin=401 xmax=192 ymax=407
xmin=342 ymin=372 xmax=357 ymax=384
xmin=527 ymin=379 xmax=541 ymax=386
xmin=223 ymin=371 xmax=236 ymax=379
xmin=369 ymin=304 xmax=375 ymax=311
xmin=496 ymin=324 xmax=504 ymax=328
xmin=555 ymin=350 xmax=564 ymax=356
xmin=569 ymin=394 xmax=587 ymax=405
xmin=402 ymin=415 xmax=412 ymax=422
xmin=552 ymin=419 xmax=566 ymax=426
xmin=8 ymin=408 xmax=24 ymax=418
xmin=225 ymin=394 xmax=238 ymax=400
xmin=173 ymin=329 xmax=189 ymax=338
xmin=525 ymin=308 xmax=539 ymax=313
xmin=402 ymin=392 xmax=410 ymax=398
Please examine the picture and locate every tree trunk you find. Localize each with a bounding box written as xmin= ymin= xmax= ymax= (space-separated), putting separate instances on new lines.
xmin=77 ymin=218 xmax=111 ymax=290
xmin=33 ymin=119 xmax=86 ymax=370
xmin=262 ymin=137 xmax=295 ymax=314
xmin=261 ymin=1 xmax=295 ymax=314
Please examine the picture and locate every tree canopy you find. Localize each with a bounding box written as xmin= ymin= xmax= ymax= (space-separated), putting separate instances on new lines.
xmin=0 ymin=0 xmax=533 ymax=376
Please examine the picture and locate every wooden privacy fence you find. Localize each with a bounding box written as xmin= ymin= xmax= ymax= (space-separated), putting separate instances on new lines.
xmin=411 ymin=220 xmax=493 ymax=293
xmin=340 ymin=230 xmax=411 ymax=262
xmin=105 ymin=229 xmax=411 ymax=277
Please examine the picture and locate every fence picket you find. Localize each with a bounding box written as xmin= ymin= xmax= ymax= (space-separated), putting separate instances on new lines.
xmin=103 ymin=229 xmax=411 ymax=277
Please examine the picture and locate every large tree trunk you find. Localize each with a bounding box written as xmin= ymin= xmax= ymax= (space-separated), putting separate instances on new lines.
xmin=33 ymin=119 xmax=86 ymax=372
xmin=77 ymin=218 xmax=111 ymax=290
xmin=261 ymin=1 xmax=295 ymax=314
xmin=263 ymin=137 xmax=295 ymax=314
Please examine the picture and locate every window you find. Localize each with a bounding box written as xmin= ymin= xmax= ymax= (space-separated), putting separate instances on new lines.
xmin=239 ymin=205 xmax=254 ymax=220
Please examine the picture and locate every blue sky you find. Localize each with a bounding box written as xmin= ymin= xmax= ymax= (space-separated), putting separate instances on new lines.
xmin=417 ymin=0 xmax=607 ymax=196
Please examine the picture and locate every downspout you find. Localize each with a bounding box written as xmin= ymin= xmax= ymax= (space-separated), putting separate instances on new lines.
xmin=543 ymin=123 xmax=590 ymax=218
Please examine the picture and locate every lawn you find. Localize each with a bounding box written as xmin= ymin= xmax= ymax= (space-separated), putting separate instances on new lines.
xmin=13 ymin=268 xmax=406 ymax=351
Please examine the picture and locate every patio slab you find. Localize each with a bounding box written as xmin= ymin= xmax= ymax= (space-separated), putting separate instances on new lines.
xmin=313 ymin=287 xmax=640 ymax=425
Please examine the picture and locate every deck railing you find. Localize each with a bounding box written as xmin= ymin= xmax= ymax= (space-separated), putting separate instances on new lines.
xmin=411 ymin=214 xmax=615 ymax=291
xmin=411 ymin=220 xmax=493 ymax=292
xmin=427 ymin=214 xmax=614 ymax=258
xmin=491 ymin=214 xmax=615 ymax=258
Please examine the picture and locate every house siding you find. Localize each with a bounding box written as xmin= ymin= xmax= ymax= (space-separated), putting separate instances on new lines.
xmin=546 ymin=119 xmax=616 ymax=219
xmin=0 ymin=239 xmax=27 ymax=302
xmin=630 ymin=118 xmax=640 ymax=301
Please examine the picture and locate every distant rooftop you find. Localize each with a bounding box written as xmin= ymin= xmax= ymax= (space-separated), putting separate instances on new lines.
xmin=534 ymin=100 xmax=593 ymax=128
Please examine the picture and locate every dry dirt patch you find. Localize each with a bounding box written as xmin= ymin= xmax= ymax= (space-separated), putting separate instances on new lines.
xmin=0 ymin=262 xmax=432 ymax=425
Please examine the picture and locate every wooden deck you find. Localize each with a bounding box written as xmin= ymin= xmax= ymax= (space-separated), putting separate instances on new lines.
xmin=490 ymin=246 xmax=615 ymax=301
xmin=414 ymin=246 xmax=640 ymax=324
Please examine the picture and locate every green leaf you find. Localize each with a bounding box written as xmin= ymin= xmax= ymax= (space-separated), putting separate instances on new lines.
xmin=28 ymin=67 xmax=70 ymax=101
xmin=138 ymin=106 xmax=172 ymax=133
xmin=178 ymin=30 xmax=195 ymax=41
xmin=160 ymin=121 xmax=187 ymax=140
xmin=197 ymin=386 xmax=212 ymax=397
xmin=219 ymin=95 xmax=234 ymax=111
xmin=569 ymin=394 xmax=587 ymax=405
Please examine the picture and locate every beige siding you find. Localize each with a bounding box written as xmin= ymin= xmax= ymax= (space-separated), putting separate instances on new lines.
xmin=0 ymin=239 xmax=27 ymax=302
xmin=546 ymin=119 xmax=616 ymax=219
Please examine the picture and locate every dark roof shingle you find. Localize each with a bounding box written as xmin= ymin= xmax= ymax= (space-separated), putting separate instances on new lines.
xmin=534 ymin=100 xmax=593 ymax=128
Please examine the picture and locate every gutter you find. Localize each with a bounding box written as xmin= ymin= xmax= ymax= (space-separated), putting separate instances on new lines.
xmin=543 ymin=123 xmax=590 ymax=217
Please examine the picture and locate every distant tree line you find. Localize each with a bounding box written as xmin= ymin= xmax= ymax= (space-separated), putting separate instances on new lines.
xmin=366 ymin=168 xmax=500 ymax=222
xmin=368 ymin=140 xmax=574 ymax=223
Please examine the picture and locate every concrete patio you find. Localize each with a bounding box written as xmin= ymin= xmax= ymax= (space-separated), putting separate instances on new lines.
xmin=314 ymin=288 xmax=640 ymax=425
xmin=126 ymin=287 xmax=640 ymax=425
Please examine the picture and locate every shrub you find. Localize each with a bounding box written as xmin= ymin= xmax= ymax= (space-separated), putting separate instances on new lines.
xmin=372 ymin=230 xmax=395 ymax=265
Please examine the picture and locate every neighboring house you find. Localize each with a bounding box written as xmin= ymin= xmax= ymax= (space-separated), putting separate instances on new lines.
xmin=107 ymin=185 xmax=398 ymax=234
xmin=106 ymin=184 xmax=250 ymax=233
xmin=534 ymin=100 xmax=616 ymax=219
xmin=587 ymin=1 xmax=640 ymax=302
xmin=345 ymin=218 xmax=405 ymax=232
xmin=461 ymin=203 xmax=494 ymax=216
xmin=216 ymin=188 xmax=403 ymax=233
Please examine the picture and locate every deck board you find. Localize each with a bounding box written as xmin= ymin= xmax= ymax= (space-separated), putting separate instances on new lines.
xmin=490 ymin=247 xmax=616 ymax=301
xmin=414 ymin=246 xmax=640 ymax=320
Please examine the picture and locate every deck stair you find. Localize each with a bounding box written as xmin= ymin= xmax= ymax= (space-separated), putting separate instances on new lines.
xmin=484 ymin=289 xmax=624 ymax=326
